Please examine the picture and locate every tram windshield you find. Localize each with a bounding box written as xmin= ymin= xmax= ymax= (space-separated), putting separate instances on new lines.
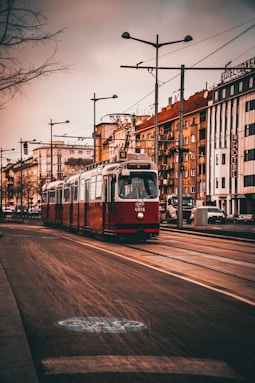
xmin=118 ymin=172 xmax=158 ymax=199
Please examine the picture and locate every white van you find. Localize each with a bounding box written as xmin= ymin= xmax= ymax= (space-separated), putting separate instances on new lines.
xmin=190 ymin=206 xmax=225 ymax=224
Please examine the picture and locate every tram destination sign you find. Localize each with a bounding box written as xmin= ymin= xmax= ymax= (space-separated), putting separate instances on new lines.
xmin=127 ymin=162 xmax=150 ymax=169
xmin=221 ymin=57 xmax=255 ymax=83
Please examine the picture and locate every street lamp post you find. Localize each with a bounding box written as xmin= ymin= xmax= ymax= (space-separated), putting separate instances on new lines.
xmin=90 ymin=93 xmax=118 ymax=163
xmin=177 ymin=65 xmax=185 ymax=229
xmin=0 ymin=147 xmax=15 ymax=213
xmin=49 ymin=119 xmax=70 ymax=181
xmin=121 ymin=32 xmax=192 ymax=165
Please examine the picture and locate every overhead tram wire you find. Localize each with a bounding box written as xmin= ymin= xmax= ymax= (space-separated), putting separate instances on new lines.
xmin=122 ymin=22 xmax=255 ymax=115
xmin=137 ymin=18 xmax=255 ymax=67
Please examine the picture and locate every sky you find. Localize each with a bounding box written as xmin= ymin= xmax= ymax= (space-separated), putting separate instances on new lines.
xmin=1 ymin=0 xmax=255 ymax=164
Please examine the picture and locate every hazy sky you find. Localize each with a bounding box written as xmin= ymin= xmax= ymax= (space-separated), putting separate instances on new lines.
xmin=1 ymin=0 xmax=255 ymax=163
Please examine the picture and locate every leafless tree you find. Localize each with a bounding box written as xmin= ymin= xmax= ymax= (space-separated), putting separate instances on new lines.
xmin=0 ymin=0 xmax=70 ymax=106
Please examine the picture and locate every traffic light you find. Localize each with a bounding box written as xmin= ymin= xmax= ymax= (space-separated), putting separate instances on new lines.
xmin=23 ymin=142 xmax=28 ymax=155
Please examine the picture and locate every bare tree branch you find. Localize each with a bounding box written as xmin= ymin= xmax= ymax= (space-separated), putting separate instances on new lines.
xmin=0 ymin=0 xmax=71 ymax=105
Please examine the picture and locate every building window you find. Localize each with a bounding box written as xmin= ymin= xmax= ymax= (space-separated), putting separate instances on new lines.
xmin=199 ymin=129 xmax=206 ymax=140
xmin=222 ymin=88 xmax=226 ymax=98
xmin=191 ymin=134 xmax=196 ymax=143
xmin=216 ymin=154 xmax=219 ymax=165
xmin=184 ymin=153 xmax=189 ymax=162
xmin=222 ymin=153 xmax=226 ymax=165
xmin=249 ymin=77 xmax=254 ymax=88
xmin=184 ymin=137 xmax=189 ymax=145
xmin=246 ymin=99 xmax=255 ymax=112
xmin=216 ymin=178 xmax=219 ymax=189
xmin=191 ymin=168 xmax=196 ymax=176
xmin=239 ymin=81 xmax=243 ymax=92
xmin=244 ymin=174 xmax=255 ymax=187
xmin=200 ymin=110 xmax=206 ymax=123
xmin=214 ymin=91 xmax=218 ymax=101
xmin=191 ymin=185 xmax=196 ymax=193
xmin=245 ymin=123 xmax=255 ymax=137
xmin=230 ymin=85 xmax=234 ymax=96
xmin=70 ymin=149 xmax=74 ymax=154
xmin=221 ymin=177 xmax=225 ymax=188
xmin=244 ymin=149 xmax=255 ymax=161
xmin=78 ymin=150 xmax=83 ymax=155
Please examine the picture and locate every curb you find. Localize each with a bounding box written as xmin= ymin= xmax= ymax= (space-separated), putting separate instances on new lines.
xmin=0 ymin=264 xmax=39 ymax=383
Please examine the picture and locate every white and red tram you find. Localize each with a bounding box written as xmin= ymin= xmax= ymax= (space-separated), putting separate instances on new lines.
xmin=41 ymin=152 xmax=160 ymax=240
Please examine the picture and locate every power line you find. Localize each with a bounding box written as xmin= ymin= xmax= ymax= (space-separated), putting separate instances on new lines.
xmin=122 ymin=21 xmax=255 ymax=114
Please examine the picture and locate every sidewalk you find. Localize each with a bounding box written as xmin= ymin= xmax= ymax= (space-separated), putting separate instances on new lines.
xmin=0 ymin=259 xmax=39 ymax=383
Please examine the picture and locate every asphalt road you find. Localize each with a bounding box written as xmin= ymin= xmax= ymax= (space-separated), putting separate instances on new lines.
xmin=0 ymin=224 xmax=255 ymax=383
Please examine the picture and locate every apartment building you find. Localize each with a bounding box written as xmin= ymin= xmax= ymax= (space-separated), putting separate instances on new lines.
xmin=207 ymin=61 xmax=255 ymax=215
xmin=32 ymin=141 xmax=93 ymax=182
xmin=96 ymin=115 xmax=151 ymax=163
xmin=2 ymin=142 xmax=93 ymax=210
xmin=133 ymin=90 xmax=212 ymax=203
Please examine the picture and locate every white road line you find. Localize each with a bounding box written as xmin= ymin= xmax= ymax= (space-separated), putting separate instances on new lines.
xmin=62 ymin=235 xmax=255 ymax=307
xmin=42 ymin=355 xmax=241 ymax=379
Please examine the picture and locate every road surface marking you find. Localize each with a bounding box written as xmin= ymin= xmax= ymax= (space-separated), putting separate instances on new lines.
xmin=42 ymin=355 xmax=241 ymax=379
xmin=55 ymin=317 xmax=148 ymax=333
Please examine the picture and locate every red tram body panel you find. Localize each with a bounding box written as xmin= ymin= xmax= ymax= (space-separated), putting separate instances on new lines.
xmin=41 ymin=152 xmax=160 ymax=240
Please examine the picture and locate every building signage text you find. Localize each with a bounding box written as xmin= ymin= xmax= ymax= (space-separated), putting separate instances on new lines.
xmin=231 ymin=135 xmax=238 ymax=178
xmin=221 ymin=57 xmax=255 ymax=83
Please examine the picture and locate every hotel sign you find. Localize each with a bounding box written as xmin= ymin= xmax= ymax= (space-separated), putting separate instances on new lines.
xmin=231 ymin=135 xmax=238 ymax=178
xmin=221 ymin=57 xmax=255 ymax=83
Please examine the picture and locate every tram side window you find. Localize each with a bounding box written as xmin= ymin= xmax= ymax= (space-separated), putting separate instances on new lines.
xmin=49 ymin=190 xmax=56 ymax=203
xmin=79 ymin=179 xmax=85 ymax=201
xmin=73 ymin=182 xmax=78 ymax=201
xmin=96 ymin=175 xmax=102 ymax=199
xmin=56 ymin=189 xmax=62 ymax=204
xmin=63 ymin=187 xmax=70 ymax=202
xmin=42 ymin=191 xmax=47 ymax=203
xmin=90 ymin=175 xmax=103 ymax=200
xmin=90 ymin=176 xmax=96 ymax=200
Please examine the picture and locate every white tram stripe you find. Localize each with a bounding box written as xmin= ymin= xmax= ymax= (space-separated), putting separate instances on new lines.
xmin=42 ymin=355 xmax=241 ymax=379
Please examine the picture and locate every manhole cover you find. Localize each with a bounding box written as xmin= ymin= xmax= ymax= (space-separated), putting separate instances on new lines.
xmin=55 ymin=317 xmax=148 ymax=333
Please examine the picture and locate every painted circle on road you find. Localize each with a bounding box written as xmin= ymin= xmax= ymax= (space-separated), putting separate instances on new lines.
xmin=55 ymin=317 xmax=148 ymax=333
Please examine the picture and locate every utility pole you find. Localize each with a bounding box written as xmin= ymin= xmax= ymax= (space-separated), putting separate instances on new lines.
xmin=177 ymin=65 xmax=185 ymax=229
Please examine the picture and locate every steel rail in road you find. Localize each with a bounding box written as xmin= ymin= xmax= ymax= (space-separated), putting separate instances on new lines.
xmin=55 ymin=231 xmax=255 ymax=308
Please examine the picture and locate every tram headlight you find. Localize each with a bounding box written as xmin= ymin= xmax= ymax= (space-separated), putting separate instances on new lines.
xmin=137 ymin=212 xmax=144 ymax=220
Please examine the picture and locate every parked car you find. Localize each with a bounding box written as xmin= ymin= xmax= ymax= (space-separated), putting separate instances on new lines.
xmin=236 ymin=214 xmax=255 ymax=223
xmin=28 ymin=208 xmax=41 ymax=217
xmin=190 ymin=206 xmax=225 ymax=224
xmin=2 ymin=206 xmax=14 ymax=216
xmin=15 ymin=205 xmax=27 ymax=215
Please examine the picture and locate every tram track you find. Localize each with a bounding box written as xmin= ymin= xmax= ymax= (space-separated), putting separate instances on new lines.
xmin=5 ymin=223 xmax=255 ymax=306
xmin=117 ymin=232 xmax=255 ymax=306
xmin=38 ymin=225 xmax=255 ymax=299
xmin=124 ymin=241 xmax=255 ymax=284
